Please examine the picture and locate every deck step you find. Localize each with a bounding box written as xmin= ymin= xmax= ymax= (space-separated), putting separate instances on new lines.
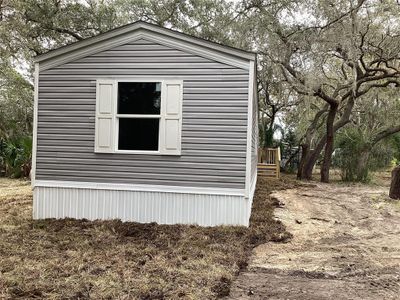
xmin=257 ymin=163 xmax=280 ymax=178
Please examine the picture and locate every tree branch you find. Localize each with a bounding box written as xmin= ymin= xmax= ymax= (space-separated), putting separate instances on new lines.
xmin=284 ymin=0 xmax=367 ymax=39
xmin=372 ymin=125 xmax=400 ymax=145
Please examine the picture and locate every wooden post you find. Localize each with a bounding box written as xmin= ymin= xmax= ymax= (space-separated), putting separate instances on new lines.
xmin=276 ymin=147 xmax=281 ymax=179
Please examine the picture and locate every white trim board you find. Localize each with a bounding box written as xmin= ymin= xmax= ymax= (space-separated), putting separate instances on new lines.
xmin=249 ymin=169 xmax=258 ymax=201
xmin=244 ymin=60 xmax=255 ymax=199
xmin=31 ymin=63 xmax=39 ymax=187
xmin=37 ymin=26 xmax=255 ymax=71
xmin=34 ymin=180 xmax=246 ymax=196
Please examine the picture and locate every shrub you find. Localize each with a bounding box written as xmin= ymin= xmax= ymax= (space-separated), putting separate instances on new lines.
xmin=0 ymin=136 xmax=32 ymax=178
xmin=390 ymin=133 xmax=400 ymax=165
xmin=333 ymin=129 xmax=394 ymax=182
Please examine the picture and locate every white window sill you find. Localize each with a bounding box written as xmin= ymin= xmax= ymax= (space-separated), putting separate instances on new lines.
xmin=114 ymin=150 xmax=161 ymax=155
xmin=94 ymin=149 xmax=181 ymax=156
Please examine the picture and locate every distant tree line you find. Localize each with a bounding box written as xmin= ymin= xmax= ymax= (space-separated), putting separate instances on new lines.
xmin=0 ymin=0 xmax=399 ymax=182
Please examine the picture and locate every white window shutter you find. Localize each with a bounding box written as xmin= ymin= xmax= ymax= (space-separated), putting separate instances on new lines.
xmin=95 ymin=79 xmax=115 ymax=153
xmin=160 ymin=80 xmax=183 ymax=155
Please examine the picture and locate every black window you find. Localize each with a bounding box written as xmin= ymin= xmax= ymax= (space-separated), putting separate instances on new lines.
xmin=118 ymin=118 xmax=159 ymax=150
xmin=117 ymin=82 xmax=161 ymax=151
xmin=118 ymin=82 xmax=161 ymax=115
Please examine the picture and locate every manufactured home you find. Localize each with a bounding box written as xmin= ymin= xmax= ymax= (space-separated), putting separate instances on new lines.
xmin=32 ymin=21 xmax=258 ymax=226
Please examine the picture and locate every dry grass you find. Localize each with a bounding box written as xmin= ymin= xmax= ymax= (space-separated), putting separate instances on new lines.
xmin=369 ymin=169 xmax=393 ymax=187
xmin=310 ymin=168 xmax=393 ymax=187
xmin=0 ymin=176 xmax=297 ymax=299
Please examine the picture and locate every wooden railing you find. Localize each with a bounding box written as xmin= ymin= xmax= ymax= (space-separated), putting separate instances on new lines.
xmin=257 ymin=148 xmax=281 ymax=179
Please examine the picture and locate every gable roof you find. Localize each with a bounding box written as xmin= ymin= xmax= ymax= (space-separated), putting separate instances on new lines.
xmin=35 ymin=21 xmax=256 ymax=71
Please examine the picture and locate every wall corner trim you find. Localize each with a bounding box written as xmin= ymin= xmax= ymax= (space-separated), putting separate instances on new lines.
xmin=31 ymin=63 xmax=39 ymax=188
xmin=244 ymin=60 xmax=255 ymax=199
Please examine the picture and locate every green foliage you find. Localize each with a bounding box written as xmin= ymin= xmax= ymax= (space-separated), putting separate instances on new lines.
xmin=280 ymin=129 xmax=299 ymax=173
xmin=0 ymin=60 xmax=33 ymax=178
xmin=333 ymin=128 xmax=394 ymax=182
xmin=0 ymin=136 xmax=32 ymax=178
xmin=333 ymin=90 xmax=400 ymax=182
xmin=0 ymin=61 xmax=34 ymax=139
xmin=1 ymin=0 xmax=247 ymax=63
xmin=333 ymin=130 xmax=367 ymax=182
xmin=259 ymin=121 xmax=283 ymax=148
xmin=390 ymin=133 xmax=400 ymax=165
xmin=261 ymin=126 xmax=274 ymax=148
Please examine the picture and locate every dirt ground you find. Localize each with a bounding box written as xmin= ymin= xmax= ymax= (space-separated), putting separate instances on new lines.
xmin=228 ymin=178 xmax=400 ymax=299
xmin=3 ymin=174 xmax=398 ymax=299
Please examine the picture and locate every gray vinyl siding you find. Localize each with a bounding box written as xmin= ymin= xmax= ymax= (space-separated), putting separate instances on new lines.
xmin=36 ymin=38 xmax=249 ymax=189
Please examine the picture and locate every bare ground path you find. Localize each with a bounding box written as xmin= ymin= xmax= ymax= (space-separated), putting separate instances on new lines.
xmin=228 ymin=182 xmax=400 ymax=299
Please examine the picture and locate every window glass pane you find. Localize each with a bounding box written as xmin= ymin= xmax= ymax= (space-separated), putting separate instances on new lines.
xmin=118 ymin=118 xmax=159 ymax=151
xmin=118 ymin=82 xmax=161 ymax=114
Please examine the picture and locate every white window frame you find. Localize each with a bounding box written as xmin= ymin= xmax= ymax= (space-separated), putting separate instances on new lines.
xmin=95 ymin=77 xmax=182 ymax=156
xmin=114 ymin=79 xmax=164 ymax=155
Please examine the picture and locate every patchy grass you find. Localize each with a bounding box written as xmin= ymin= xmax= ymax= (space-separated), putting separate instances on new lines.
xmin=0 ymin=176 xmax=297 ymax=299
xmin=311 ymin=167 xmax=393 ymax=187
xmin=369 ymin=169 xmax=393 ymax=187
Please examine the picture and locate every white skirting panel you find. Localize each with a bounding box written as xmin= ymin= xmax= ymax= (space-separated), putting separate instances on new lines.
xmin=33 ymin=183 xmax=250 ymax=227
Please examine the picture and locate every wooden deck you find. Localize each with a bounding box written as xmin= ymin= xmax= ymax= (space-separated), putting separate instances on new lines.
xmin=258 ymin=148 xmax=281 ymax=179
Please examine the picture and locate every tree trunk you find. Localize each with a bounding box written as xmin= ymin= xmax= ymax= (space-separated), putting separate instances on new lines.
xmin=303 ymin=150 xmax=318 ymax=179
xmin=297 ymin=144 xmax=309 ymax=179
xmin=389 ymin=166 xmax=400 ymax=200
xmin=300 ymin=115 xmax=341 ymax=180
xmin=321 ymin=104 xmax=338 ymax=183
xmin=298 ymin=142 xmax=325 ymax=180
xmin=355 ymin=148 xmax=370 ymax=181
xmin=297 ymin=97 xmax=355 ymax=181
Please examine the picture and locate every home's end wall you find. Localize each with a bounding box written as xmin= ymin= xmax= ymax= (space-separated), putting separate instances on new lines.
xmin=33 ymin=183 xmax=250 ymax=226
xmin=36 ymin=38 xmax=249 ymax=190
xmin=34 ymin=34 xmax=256 ymax=227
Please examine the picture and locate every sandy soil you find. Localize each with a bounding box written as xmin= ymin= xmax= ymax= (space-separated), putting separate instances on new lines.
xmin=228 ymin=182 xmax=400 ymax=299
